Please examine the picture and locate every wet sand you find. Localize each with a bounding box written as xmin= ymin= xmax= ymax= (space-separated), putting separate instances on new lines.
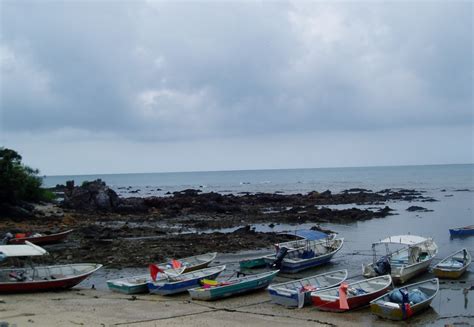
xmin=1 ymin=257 xmax=472 ymax=327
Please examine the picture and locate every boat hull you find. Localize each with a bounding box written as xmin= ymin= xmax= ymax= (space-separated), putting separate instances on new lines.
xmin=392 ymin=259 xmax=433 ymax=284
xmin=432 ymin=266 xmax=467 ymax=279
xmin=268 ymin=270 xmax=348 ymax=308
xmin=8 ymin=230 xmax=73 ymax=245
xmin=106 ymin=280 xmax=149 ymax=294
xmin=370 ymin=278 xmax=439 ymax=321
xmin=449 ymin=228 xmax=474 ymax=237
xmin=239 ymin=258 xmax=267 ymax=269
xmin=107 ymin=253 xmax=216 ymax=294
xmin=148 ymin=271 xmax=222 ymax=295
xmin=280 ymin=255 xmax=333 ymax=273
xmin=0 ymin=264 xmax=102 ymax=293
xmin=370 ymin=299 xmax=433 ymax=321
xmin=189 ymin=271 xmax=277 ymax=301
xmin=312 ymin=288 xmax=389 ymax=312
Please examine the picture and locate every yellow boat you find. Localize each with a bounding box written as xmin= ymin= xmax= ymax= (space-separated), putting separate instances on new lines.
xmin=432 ymin=248 xmax=471 ymax=279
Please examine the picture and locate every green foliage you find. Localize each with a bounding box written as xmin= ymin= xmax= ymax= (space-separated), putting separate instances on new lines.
xmin=0 ymin=147 xmax=54 ymax=204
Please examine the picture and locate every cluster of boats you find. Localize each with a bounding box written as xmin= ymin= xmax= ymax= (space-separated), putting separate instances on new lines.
xmin=0 ymin=229 xmax=471 ymax=322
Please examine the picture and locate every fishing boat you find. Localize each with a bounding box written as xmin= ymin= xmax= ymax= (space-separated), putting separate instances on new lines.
xmin=311 ymin=275 xmax=392 ymax=312
xmin=107 ymin=252 xmax=217 ymax=294
xmin=0 ymin=241 xmax=102 ymax=293
xmin=239 ymin=257 xmax=267 ymax=269
xmin=6 ymin=230 xmax=73 ymax=245
xmin=432 ymin=249 xmax=471 ymax=279
xmin=239 ymin=230 xmax=331 ymax=269
xmin=275 ymin=232 xmax=336 ymax=250
xmin=362 ymin=235 xmax=438 ymax=284
xmin=188 ymin=270 xmax=278 ymax=301
xmin=267 ymin=269 xmax=348 ymax=308
xmin=263 ymin=237 xmax=344 ymax=273
xmin=449 ymin=225 xmax=474 ymax=237
xmin=370 ymin=278 xmax=439 ymax=320
xmin=147 ymin=265 xmax=226 ymax=295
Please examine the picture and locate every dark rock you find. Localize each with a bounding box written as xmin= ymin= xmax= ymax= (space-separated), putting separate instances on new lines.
xmin=406 ymin=206 xmax=433 ymax=212
xmin=62 ymin=179 xmax=120 ymax=212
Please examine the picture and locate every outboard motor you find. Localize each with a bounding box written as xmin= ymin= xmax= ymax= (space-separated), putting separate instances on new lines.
xmin=1 ymin=232 xmax=13 ymax=245
xmin=271 ymin=246 xmax=289 ymax=269
xmin=374 ymin=255 xmax=391 ymax=275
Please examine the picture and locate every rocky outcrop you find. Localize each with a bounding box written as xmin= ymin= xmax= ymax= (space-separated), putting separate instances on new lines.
xmin=63 ymin=180 xmax=120 ymax=212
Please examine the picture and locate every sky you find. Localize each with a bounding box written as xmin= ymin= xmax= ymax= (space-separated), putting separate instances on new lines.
xmin=0 ymin=1 xmax=473 ymax=175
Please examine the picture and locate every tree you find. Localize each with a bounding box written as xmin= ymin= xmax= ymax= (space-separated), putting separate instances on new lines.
xmin=0 ymin=147 xmax=48 ymax=205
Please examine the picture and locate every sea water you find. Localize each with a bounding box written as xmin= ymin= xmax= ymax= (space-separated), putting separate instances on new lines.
xmin=46 ymin=164 xmax=473 ymax=325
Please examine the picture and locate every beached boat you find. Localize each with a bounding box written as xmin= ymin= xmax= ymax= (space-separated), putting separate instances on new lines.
xmin=147 ymin=265 xmax=226 ymax=295
xmin=370 ymin=278 xmax=439 ymax=320
xmin=267 ymin=269 xmax=348 ymax=308
xmin=275 ymin=232 xmax=336 ymax=250
xmin=188 ymin=270 xmax=278 ymax=301
xmin=0 ymin=241 xmax=102 ymax=293
xmin=311 ymin=275 xmax=392 ymax=312
xmin=263 ymin=237 xmax=344 ymax=273
xmin=432 ymin=249 xmax=471 ymax=279
xmin=449 ymin=225 xmax=474 ymax=237
xmin=239 ymin=257 xmax=267 ymax=269
xmin=362 ymin=235 xmax=437 ymax=284
xmin=107 ymin=252 xmax=217 ymax=294
xmin=6 ymin=229 xmax=73 ymax=245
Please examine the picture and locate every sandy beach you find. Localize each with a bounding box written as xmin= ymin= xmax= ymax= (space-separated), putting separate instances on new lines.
xmin=1 ymin=276 xmax=472 ymax=327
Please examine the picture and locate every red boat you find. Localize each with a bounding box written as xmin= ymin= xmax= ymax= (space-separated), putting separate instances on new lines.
xmin=310 ymin=275 xmax=392 ymax=312
xmin=0 ymin=241 xmax=102 ymax=293
xmin=7 ymin=229 xmax=73 ymax=245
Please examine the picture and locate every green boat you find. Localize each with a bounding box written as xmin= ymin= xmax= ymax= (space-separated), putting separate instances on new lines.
xmin=187 ymin=270 xmax=279 ymax=301
xmin=239 ymin=257 xmax=267 ymax=269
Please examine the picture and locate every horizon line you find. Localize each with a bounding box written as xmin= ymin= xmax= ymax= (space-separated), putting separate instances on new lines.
xmin=43 ymin=162 xmax=474 ymax=178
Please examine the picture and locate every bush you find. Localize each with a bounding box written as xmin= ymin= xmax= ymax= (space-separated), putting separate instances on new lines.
xmin=0 ymin=147 xmax=54 ymax=204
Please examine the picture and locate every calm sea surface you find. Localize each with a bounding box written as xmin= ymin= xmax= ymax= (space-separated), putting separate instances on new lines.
xmin=47 ymin=164 xmax=474 ymax=325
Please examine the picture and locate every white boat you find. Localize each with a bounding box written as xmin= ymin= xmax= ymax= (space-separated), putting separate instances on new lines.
xmin=263 ymin=237 xmax=344 ymax=273
xmin=107 ymin=252 xmax=217 ymax=294
xmin=362 ymin=235 xmax=437 ymax=284
xmin=0 ymin=241 xmax=102 ymax=293
xmin=267 ymin=269 xmax=348 ymax=308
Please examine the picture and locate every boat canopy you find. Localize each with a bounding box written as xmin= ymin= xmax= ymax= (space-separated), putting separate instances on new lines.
xmin=376 ymin=235 xmax=429 ymax=245
xmin=0 ymin=241 xmax=47 ymax=258
xmin=293 ymin=230 xmax=329 ymax=241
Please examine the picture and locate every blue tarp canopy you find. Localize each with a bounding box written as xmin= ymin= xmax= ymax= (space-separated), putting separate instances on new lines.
xmin=281 ymin=229 xmax=329 ymax=241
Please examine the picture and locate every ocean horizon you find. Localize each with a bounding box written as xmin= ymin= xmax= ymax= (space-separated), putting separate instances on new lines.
xmin=43 ymin=163 xmax=474 ymax=198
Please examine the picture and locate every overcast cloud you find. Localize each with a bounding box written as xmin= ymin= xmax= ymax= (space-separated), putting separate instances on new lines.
xmin=0 ymin=1 xmax=472 ymax=174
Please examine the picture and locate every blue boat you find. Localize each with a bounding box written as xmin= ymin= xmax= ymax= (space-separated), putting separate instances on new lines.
xmin=449 ymin=225 xmax=474 ymax=237
xmin=147 ymin=265 xmax=226 ymax=295
xmin=263 ymin=237 xmax=344 ymax=273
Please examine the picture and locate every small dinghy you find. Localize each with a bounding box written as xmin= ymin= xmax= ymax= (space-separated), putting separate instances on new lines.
xmin=188 ymin=270 xmax=278 ymax=301
xmin=267 ymin=269 xmax=348 ymax=308
xmin=107 ymin=252 xmax=217 ymax=294
xmin=449 ymin=225 xmax=474 ymax=237
xmin=147 ymin=265 xmax=226 ymax=295
xmin=311 ymin=275 xmax=392 ymax=312
xmin=263 ymin=237 xmax=344 ymax=273
xmin=433 ymin=249 xmax=471 ymax=279
xmin=0 ymin=242 xmax=102 ymax=293
xmin=5 ymin=230 xmax=73 ymax=245
xmin=370 ymin=278 xmax=439 ymax=320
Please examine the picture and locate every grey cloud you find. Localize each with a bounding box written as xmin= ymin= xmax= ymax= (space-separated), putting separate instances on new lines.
xmin=0 ymin=1 xmax=472 ymax=142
